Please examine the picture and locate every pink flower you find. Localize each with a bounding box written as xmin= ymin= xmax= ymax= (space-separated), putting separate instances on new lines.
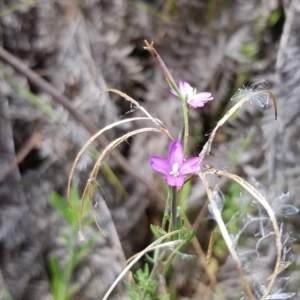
xmin=150 ymin=140 xmax=200 ymax=188
xmin=171 ymin=81 xmax=213 ymax=108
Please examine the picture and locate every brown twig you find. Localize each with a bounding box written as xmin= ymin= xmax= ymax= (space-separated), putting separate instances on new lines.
xmin=144 ymin=40 xmax=174 ymax=82
xmin=0 ymin=46 xmax=166 ymax=202
xmin=206 ymin=230 xmax=215 ymax=266
xmin=0 ymin=131 xmax=42 ymax=182
xmin=191 ymin=200 xmax=208 ymax=230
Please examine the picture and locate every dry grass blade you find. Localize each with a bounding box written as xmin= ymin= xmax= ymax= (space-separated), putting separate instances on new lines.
xmin=79 ymin=127 xmax=171 ymax=235
xmin=206 ymin=230 xmax=215 ymax=266
xmin=67 ymin=117 xmax=171 ymax=206
xmin=269 ymin=91 xmax=278 ymax=120
xmin=199 ymin=90 xmax=277 ymax=162
xmin=202 ymin=168 xmax=282 ymax=299
xmin=199 ymin=172 xmax=254 ymax=300
xmin=103 ymin=229 xmax=186 ymax=300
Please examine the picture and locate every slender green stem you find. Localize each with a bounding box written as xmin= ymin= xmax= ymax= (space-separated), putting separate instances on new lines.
xmin=166 ymin=79 xmax=182 ymax=103
xmin=171 ymin=187 xmax=178 ymax=231
xmin=182 ymin=96 xmax=189 ymax=157
xmin=162 ymin=187 xmax=172 ymax=230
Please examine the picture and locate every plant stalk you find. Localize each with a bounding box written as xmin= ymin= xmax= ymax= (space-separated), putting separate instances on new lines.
xmin=182 ymin=96 xmax=189 ymax=157
xmin=171 ymin=187 xmax=178 ymax=231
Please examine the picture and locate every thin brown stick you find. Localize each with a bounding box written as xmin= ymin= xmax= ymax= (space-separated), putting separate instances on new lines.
xmin=0 ymin=131 xmax=42 ymax=182
xmin=191 ymin=200 xmax=208 ymax=230
xmin=0 ymin=46 xmax=165 ymax=202
xmin=206 ymin=230 xmax=215 ymax=266
xmin=143 ymin=40 xmax=173 ymax=82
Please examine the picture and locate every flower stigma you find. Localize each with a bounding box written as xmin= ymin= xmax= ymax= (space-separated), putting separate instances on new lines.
xmin=170 ymin=162 xmax=179 ymax=177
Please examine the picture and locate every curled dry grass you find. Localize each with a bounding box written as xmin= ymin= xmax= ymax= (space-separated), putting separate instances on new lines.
xmin=68 ymin=89 xmax=173 ymax=236
xmin=199 ymin=89 xmax=277 ymax=162
xmin=198 ymin=89 xmax=282 ymax=300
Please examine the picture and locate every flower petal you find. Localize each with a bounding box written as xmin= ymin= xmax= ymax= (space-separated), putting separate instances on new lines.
xmin=195 ymin=92 xmax=214 ymax=100
xmin=150 ymin=156 xmax=170 ymax=175
xmin=170 ymin=88 xmax=177 ymax=96
xmin=188 ymin=100 xmax=205 ymax=108
xmin=188 ymin=92 xmax=214 ymax=108
xmin=168 ymin=140 xmax=184 ymax=167
xmin=166 ymin=175 xmax=185 ymax=188
xmin=179 ymin=81 xmax=193 ymax=98
xmin=178 ymin=81 xmax=186 ymax=93
xmin=180 ymin=157 xmax=200 ymax=175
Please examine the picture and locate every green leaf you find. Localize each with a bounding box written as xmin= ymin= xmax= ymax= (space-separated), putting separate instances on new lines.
xmin=150 ymin=225 xmax=167 ymax=239
xmin=145 ymin=253 xmax=155 ymax=265
xmin=241 ymin=42 xmax=259 ymax=58
xmin=48 ymin=192 xmax=77 ymax=228
xmin=48 ymin=256 xmax=67 ymax=300
xmin=47 ymin=186 xmax=97 ymax=300
xmin=14 ymin=82 xmax=59 ymax=120
xmin=66 ymin=284 xmax=80 ymax=300
xmin=269 ymin=10 xmax=281 ymax=26
xmin=0 ymin=64 xmax=59 ymax=120
xmin=64 ymin=245 xmax=76 ymax=284
xmin=69 ymin=186 xmax=80 ymax=211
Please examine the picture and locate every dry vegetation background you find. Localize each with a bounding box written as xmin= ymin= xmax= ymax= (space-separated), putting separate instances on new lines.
xmin=0 ymin=0 xmax=300 ymax=299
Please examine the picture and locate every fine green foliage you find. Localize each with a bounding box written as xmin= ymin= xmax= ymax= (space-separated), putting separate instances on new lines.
xmin=48 ymin=187 xmax=99 ymax=300
xmin=128 ymin=264 xmax=160 ymax=300
xmin=126 ymin=221 xmax=196 ymax=300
